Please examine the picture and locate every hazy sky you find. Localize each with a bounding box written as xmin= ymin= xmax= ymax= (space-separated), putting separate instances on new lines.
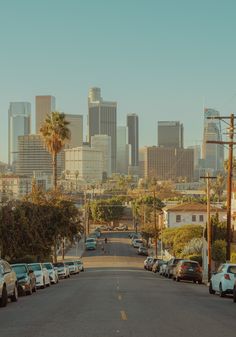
xmin=1 ymin=0 xmax=236 ymax=162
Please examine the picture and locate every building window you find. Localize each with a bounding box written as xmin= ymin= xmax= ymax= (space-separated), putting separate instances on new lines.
xmin=199 ymin=215 xmax=204 ymax=222
xmin=192 ymin=215 xmax=196 ymax=222
xmin=176 ymin=215 xmax=181 ymax=222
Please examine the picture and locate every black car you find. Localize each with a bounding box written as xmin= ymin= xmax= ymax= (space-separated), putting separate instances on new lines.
xmin=11 ymin=263 xmax=37 ymax=296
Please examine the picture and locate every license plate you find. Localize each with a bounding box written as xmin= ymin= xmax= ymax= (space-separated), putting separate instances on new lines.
xmin=188 ymin=268 xmax=193 ymax=271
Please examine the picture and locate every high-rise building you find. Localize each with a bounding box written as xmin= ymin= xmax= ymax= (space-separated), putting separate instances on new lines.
xmin=117 ymin=126 xmax=129 ymax=175
xmin=35 ymin=95 xmax=56 ymax=133
xmin=144 ymin=146 xmax=194 ymax=182
xmin=127 ymin=114 xmax=139 ymax=168
xmin=65 ymin=114 xmax=83 ymax=148
xmin=8 ymin=102 xmax=31 ymax=168
xmin=202 ymin=108 xmax=224 ymax=173
xmin=188 ymin=145 xmax=201 ymax=181
xmin=158 ymin=121 xmax=184 ymax=148
xmin=16 ymin=134 xmax=64 ymax=178
xmin=65 ymin=146 xmax=103 ymax=183
xmin=88 ymin=87 xmax=117 ymax=172
xmin=91 ymin=135 xmax=112 ymax=177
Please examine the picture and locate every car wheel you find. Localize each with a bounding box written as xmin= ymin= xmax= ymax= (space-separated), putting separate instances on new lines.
xmin=11 ymin=284 xmax=18 ymax=302
xmin=219 ymin=283 xmax=225 ymax=297
xmin=0 ymin=286 xmax=8 ymax=307
xmin=33 ymin=285 xmax=37 ymax=293
xmin=198 ymin=280 xmax=202 ymax=285
xmin=233 ymin=287 xmax=236 ymax=303
xmin=176 ymin=277 xmax=180 ymax=282
xmin=193 ymin=280 xmax=197 ymax=284
xmin=41 ymin=278 xmax=46 ymax=289
xmin=209 ymin=282 xmax=215 ymax=294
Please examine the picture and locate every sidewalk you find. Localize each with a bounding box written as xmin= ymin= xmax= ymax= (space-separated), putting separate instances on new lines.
xmin=58 ymin=236 xmax=85 ymax=261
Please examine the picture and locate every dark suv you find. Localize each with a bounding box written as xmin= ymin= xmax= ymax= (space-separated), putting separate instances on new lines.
xmin=173 ymin=260 xmax=202 ymax=284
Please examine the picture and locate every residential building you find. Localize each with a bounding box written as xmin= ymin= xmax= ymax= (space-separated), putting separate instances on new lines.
xmin=117 ymin=126 xmax=129 ymax=175
xmin=8 ymin=102 xmax=31 ymax=168
xmin=202 ymin=108 xmax=224 ymax=174
xmin=16 ymin=134 xmax=64 ymax=178
xmin=88 ymin=87 xmax=117 ymax=172
xmin=144 ymin=146 xmax=194 ymax=182
xmin=91 ymin=134 xmax=111 ymax=177
xmin=65 ymin=114 xmax=83 ymax=148
xmin=64 ymin=146 xmax=103 ymax=183
xmin=127 ymin=114 xmax=139 ymax=172
xmin=163 ymin=203 xmax=226 ymax=228
xmin=0 ymin=175 xmax=31 ymax=200
xmin=35 ymin=95 xmax=56 ymax=133
xmin=157 ymin=121 xmax=184 ymax=148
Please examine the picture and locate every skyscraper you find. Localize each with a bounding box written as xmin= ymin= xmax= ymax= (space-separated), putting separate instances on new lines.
xmin=8 ymin=102 xmax=31 ymax=168
xmin=127 ymin=114 xmax=139 ymax=168
xmin=157 ymin=121 xmax=184 ymax=148
xmin=65 ymin=114 xmax=83 ymax=148
xmin=35 ymin=95 xmax=56 ymax=133
xmin=88 ymin=87 xmax=117 ymax=172
xmin=91 ymin=135 xmax=112 ymax=177
xmin=117 ymin=126 xmax=129 ymax=175
xmin=202 ymin=108 xmax=224 ymax=173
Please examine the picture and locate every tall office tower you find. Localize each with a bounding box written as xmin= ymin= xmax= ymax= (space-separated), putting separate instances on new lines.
xmin=188 ymin=145 xmax=201 ymax=181
xmin=127 ymin=113 xmax=139 ymax=168
xmin=91 ymin=135 xmax=112 ymax=177
xmin=143 ymin=146 xmax=194 ymax=182
xmin=16 ymin=135 xmax=64 ymax=178
xmin=88 ymin=87 xmax=117 ymax=172
xmin=8 ymin=102 xmax=31 ymax=168
xmin=35 ymin=95 xmax=56 ymax=133
xmin=65 ymin=114 xmax=83 ymax=148
xmin=117 ymin=126 xmax=129 ymax=175
xmin=202 ymin=108 xmax=224 ymax=173
xmin=158 ymin=121 xmax=184 ymax=148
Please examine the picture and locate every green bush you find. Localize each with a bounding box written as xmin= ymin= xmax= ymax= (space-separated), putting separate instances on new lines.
xmin=185 ymin=254 xmax=202 ymax=266
xmin=212 ymin=240 xmax=226 ymax=263
xmin=231 ymin=252 xmax=236 ymax=263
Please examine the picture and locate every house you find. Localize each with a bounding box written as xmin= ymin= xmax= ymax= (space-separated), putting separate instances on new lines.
xmin=163 ymin=203 xmax=226 ymax=228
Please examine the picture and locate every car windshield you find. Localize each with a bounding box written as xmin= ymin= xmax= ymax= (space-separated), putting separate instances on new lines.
xmin=228 ymin=266 xmax=236 ymax=274
xmin=182 ymin=262 xmax=198 ymax=268
xmin=86 ymin=239 xmax=95 ymax=243
xmin=29 ymin=264 xmax=41 ymax=271
xmin=12 ymin=265 xmax=27 ymax=274
xmin=44 ymin=263 xmax=53 ymax=269
xmin=65 ymin=262 xmax=74 ymax=266
xmin=135 ymin=240 xmax=143 ymax=243
xmin=54 ymin=263 xmax=64 ymax=267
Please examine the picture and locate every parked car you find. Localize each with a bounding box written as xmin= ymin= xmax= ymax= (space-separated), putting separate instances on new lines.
xmin=115 ymin=224 xmax=128 ymax=231
xmin=43 ymin=263 xmax=59 ymax=284
xmin=209 ymin=263 xmax=236 ymax=297
xmin=85 ymin=238 xmax=97 ymax=250
xmin=11 ymin=263 xmax=36 ymax=295
xmin=233 ymin=278 xmax=236 ymax=303
xmin=65 ymin=261 xmax=79 ymax=275
xmin=152 ymin=260 xmax=164 ymax=273
xmin=146 ymin=258 xmax=160 ymax=271
xmin=159 ymin=262 xmax=168 ymax=276
xmin=165 ymin=258 xmax=183 ymax=278
xmin=75 ymin=260 xmax=84 ymax=272
xmin=173 ymin=260 xmax=202 ymax=283
xmin=28 ymin=263 xmax=50 ymax=289
xmin=144 ymin=257 xmax=155 ymax=270
xmin=133 ymin=239 xmax=144 ymax=248
xmin=138 ymin=246 xmax=149 ymax=256
xmin=0 ymin=259 xmax=18 ymax=307
xmin=53 ymin=262 xmax=70 ymax=279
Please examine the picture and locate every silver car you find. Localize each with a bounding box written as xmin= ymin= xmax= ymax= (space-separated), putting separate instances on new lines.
xmin=43 ymin=263 xmax=59 ymax=284
xmin=0 ymin=259 xmax=18 ymax=307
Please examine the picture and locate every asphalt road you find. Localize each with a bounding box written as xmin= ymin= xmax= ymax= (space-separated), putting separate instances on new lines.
xmin=0 ymin=232 xmax=236 ymax=337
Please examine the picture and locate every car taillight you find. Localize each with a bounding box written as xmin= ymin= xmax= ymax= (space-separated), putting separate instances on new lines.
xmin=224 ymin=274 xmax=231 ymax=280
xmin=196 ymin=267 xmax=202 ymax=272
xmin=181 ymin=265 xmax=188 ymax=269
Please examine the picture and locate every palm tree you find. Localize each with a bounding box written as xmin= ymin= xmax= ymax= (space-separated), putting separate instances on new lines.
xmin=40 ymin=112 xmax=70 ymax=190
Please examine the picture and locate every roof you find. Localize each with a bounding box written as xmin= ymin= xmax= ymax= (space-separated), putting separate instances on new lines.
xmin=164 ymin=203 xmax=226 ymax=213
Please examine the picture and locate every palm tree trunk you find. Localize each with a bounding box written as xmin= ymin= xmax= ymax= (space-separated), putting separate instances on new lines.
xmin=52 ymin=152 xmax=57 ymax=190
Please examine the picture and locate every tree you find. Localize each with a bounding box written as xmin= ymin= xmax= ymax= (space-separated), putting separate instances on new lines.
xmin=90 ymin=197 xmax=124 ymax=224
xmin=211 ymin=174 xmax=226 ymax=202
xmin=212 ymin=240 xmax=226 ymax=265
xmin=40 ymin=112 xmax=70 ymax=189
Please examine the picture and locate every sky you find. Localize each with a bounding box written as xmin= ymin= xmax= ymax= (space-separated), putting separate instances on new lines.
xmin=1 ymin=0 xmax=236 ymax=163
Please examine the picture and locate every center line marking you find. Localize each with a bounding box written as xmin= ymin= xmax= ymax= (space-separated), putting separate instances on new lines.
xmin=120 ymin=310 xmax=127 ymax=321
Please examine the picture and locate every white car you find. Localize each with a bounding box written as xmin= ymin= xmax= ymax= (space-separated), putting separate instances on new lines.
xmin=144 ymin=257 xmax=154 ymax=270
xmin=0 ymin=259 xmax=18 ymax=307
xmin=159 ymin=262 xmax=168 ymax=276
xmin=65 ymin=261 xmax=79 ymax=275
xmin=209 ymin=263 xmax=236 ymax=297
xmin=53 ymin=262 xmax=70 ymax=279
xmin=75 ymin=260 xmax=84 ymax=272
xmin=28 ymin=263 xmax=50 ymax=289
xmin=43 ymin=263 xmax=59 ymax=284
xmin=133 ymin=239 xmax=143 ymax=248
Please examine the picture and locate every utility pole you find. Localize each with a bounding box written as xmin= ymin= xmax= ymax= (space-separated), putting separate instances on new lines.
xmin=153 ymin=190 xmax=158 ymax=258
xmin=200 ymin=173 xmax=217 ymax=280
xmin=206 ymin=113 xmax=236 ymax=261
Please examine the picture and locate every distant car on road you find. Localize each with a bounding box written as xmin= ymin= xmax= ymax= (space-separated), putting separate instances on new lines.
xmin=11 ymin=263 xmax=37 ymax=295
xmin=209 ymin=263 xmax=236 ymax=297
xmin=132 ymin=239 xmax=143 ymax=248
xmin=0 ymin=259 xmax=18 ymax=307
xmin=137 ymin=246 xmax=149 ymax=256
xmin=85 ymin=238 xmax=97 ymax=250
xmin=114 ymin=224 xmax=128 ymax=231
xmin=65 ymin=261 xmax=79 ymax=275
xmin=173 ymin=260 xmax=202 ymax=283
xmin=144 ymin=257 xmax=154 ymax=270
xmin=28 ymin=263 xmax=50 ymax=289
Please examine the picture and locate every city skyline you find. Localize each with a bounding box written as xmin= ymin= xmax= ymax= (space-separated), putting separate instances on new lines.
xmin=1 ymin=1 xmax=236 ymax=162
